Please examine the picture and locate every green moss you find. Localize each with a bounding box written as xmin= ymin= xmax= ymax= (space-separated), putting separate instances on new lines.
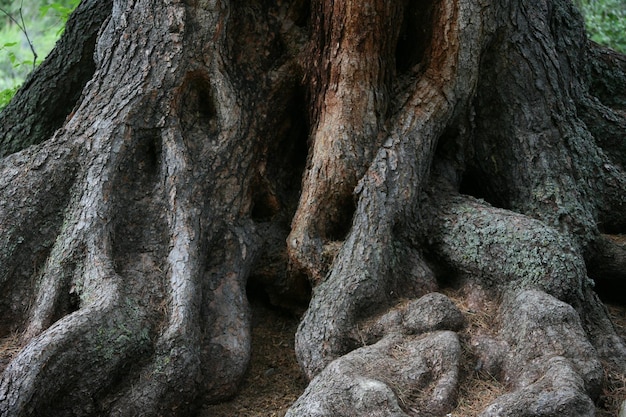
xmin=153 ymin=355 xmax=171 ymax=375
xmin=91 ymin=297 xmax=152 ymax=361
xmin=435 ymin=198 xmax=586 ymax=300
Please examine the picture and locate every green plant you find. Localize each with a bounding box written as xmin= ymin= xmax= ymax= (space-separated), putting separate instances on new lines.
xmin=0 ymin=2 xmax=38 ymax=71
xmin=40 ymin=0 xmax=80 ymax=35
xmin=0 ymin=84 xmax=18 ymax=109
xmin=578 ymin=0 xmax=626 ymax=53
xmin=0 ymin=0 xmax=79 ymax=111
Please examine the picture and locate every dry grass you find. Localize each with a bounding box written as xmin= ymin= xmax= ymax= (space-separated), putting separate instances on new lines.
xmin=597 ymin=303 xmax=626 ymax=417
xmin=0 ymin=332 xmax=22 ymax=374
xmin=443 ymin=287 xmax=508 ymax=417
xmin=453 ymin=372 xmax=506 ymax=417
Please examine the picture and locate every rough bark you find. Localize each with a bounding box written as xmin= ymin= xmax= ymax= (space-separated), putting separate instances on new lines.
xmin=0 ymin=0 xmax=112 ymax=158
xmin=0 ymin=0 xmax=624 ymax=416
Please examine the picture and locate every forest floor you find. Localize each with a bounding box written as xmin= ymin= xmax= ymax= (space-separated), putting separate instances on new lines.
xmin=200 ymin=291 xmax=626 ymax=417
xmin=0 ymin=292 xmax=623 ymax=416
xmin=597 ymin=303 xmax=626 ymax=416
xmin=200 ymin=298 xmax=308 ymax=417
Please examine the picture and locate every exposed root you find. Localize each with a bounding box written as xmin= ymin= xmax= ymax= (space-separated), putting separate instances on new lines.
xmin=288 ymin=331 xmax=462 ymax=417
xmin=422 ymin=192 xmax=625 ymax=416
xmin=199 ymin=300 xmax=307 ymax=417
xmin=0 ymin=139 xmax=79 ymax=335
xmin=0 ymin=0 xmax=624 ymax=416
xmin=294 ymin=0 xmax=486 ymax=380
xmin=428 ymin=192 xmax=589 ymax=302
xmin=0 ymin=293 xmax=153 ymax=416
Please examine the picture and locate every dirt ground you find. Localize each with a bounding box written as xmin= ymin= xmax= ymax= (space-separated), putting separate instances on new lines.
xmin=199 ymin=299 xmax=308 ymax=417
xmin=0 ymin=293 xmax=623 ymax=416
xmin=200 ymin=292 xmax=626 ymax=417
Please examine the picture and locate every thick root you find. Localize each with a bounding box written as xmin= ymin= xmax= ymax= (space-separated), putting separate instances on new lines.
xmin=478 ymin=290 xmax=603 ymax=417
xmin=0 ymin=294 xmax=152 ymax=416
xmin=288 ymin=331 xmax=462 ymax=417
xmin=427 ymin=193 xmax=588 ymax=303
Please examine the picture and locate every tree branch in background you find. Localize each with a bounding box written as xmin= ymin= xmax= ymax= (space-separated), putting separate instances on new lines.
xmin=0 ymin=1 xmax=37 ymax=71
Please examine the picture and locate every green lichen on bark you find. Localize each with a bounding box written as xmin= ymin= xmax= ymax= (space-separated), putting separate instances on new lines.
xmin=429 ymin=194 xmax=586 ymax=302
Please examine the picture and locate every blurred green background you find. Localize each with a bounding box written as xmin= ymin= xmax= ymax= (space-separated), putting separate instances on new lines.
xmin=0 ymin=0 xmax=78 ymax=108
xmin=578 ymin=0 xmax=626 ymax=53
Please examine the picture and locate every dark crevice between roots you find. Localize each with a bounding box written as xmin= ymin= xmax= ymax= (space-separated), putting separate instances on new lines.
xmin=593 ymin=277 xmax=626 ymax=305
xmin=292 ymin=0 xmax=311 ymax=28
xmin=40 ymin=276 xmax=81 ymax=325
xmin=435 ymin=125 xmax=509 ymax=211
xmin=459 ymin=168 xmax=495 ymax=204
xmin=588 ymin=249 xmax=626 ymax=306
xmin=598 ymin=222 xmax=626 ymax=236
xmin=47 ymin=258 xmax=83 ymax=326
xmin=586 ymin=235 xmax=626 ymax=305
xmin=251 ymin=86 xmax=308 ymax=223
xmin=250 ymin=189 xmax=281 ymax=222
xmin=249 ymin=87 xmax=311 ymax=312
xmin=458 ymin=156 xmax=511 ymax=211
xmin=322 ymin=195 xmax=356 ymax=242
xmin=395 ymin=0 xmax=437 ymax=75
xmin=456 ymin=123 xmax=507 ymax=209
xmin=228 ymin=1 xmax=291 ymax=86
xmin=245 ymin=280 xmax=306 ymax=320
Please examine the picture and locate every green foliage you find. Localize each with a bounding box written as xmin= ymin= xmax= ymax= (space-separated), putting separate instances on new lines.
xmin=0 ymin=83 xmax=18 ymax=109
xmin=578 ymin=0 xmax=626 ymax=53
xmin=40 ymin=0 xmax=80 ymax=35
xmin=0 ymin=0 xmax=79 ymax=111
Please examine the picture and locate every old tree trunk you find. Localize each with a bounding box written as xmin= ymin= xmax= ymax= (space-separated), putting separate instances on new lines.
xmin=1 ymin=0 xmax=625 ymax=415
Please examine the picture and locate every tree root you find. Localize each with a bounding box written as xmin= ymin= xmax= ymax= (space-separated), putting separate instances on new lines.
xmin=288 ymin=330 xmax=462 ymax=417
xmin=0 ymin=294 xmax=152 ymax=416
xmin=479 ymin=290 xmax=602 ymax=417
xmin=427 ymin=193 xmax=588 ymax=303
xmin=1 ymin=0 xmax=624 ymax=416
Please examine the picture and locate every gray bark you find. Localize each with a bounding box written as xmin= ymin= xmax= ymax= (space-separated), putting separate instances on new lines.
xmin=0 ymin=0 xmax=624 ymax=415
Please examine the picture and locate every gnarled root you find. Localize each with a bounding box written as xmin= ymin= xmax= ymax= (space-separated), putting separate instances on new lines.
xmin=289 ymin=301 xmax=464 ymax=417
xmin=479 ymin=290 xmax=602 ymax=417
